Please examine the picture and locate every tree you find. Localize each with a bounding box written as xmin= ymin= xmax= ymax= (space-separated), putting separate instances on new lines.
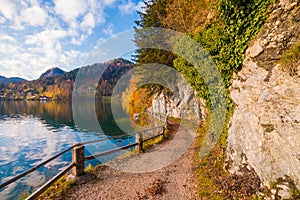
xmin=0 ymin=83 xmax=4 ymax=90
xmin=134 ymin=0 xmax=176 ymax=92
xmin=161 ymin=0 xmax=212 ymax=33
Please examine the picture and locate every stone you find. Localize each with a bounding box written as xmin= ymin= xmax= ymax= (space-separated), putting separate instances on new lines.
xmin=280 ymin=0 xmax=293 ymax=7
xmin=277 ymin=184 xmax=291 ymax=199
xmin=247 ymin=42 xmax=264 ymax=58
xmin=271 ymin=189 xmax=277 ymax=195
xmin=149 ymin=78 xmax=206 ymax=121
xmin=287 ymin=2 xmax=298 ymax=11
xmin=226 ymin=1 xmax=300 ymax=191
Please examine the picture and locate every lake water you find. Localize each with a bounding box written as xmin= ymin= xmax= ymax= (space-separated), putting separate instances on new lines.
xmin=0 ymin=99 xmax=140 ymax=200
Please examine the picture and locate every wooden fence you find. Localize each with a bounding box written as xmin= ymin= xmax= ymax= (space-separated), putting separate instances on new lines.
xmin=0 ymin=121 xmax=167 ymax=200
xmin=147 ymin=111 xmax=168 ymax=124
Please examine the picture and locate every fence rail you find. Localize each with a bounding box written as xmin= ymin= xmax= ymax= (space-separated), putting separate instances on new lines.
xmin=0 ymin=119 xmax=167 ymax=200
xmin=84 ymin=142 xmax=139 ymax=161
xmin=26 ymin=163 xmax=75 ymax=200
xmin=147 ymin=111 xmax=168 ymax=124
xmin=0 ymin=144 xmax=80 ymax=190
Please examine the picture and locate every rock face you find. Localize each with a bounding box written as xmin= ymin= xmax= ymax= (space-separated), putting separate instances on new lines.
xmin=226 ymin=1 xmax=300 ymax=197
xmin=149 ymin=79 xmax=206 ymax=121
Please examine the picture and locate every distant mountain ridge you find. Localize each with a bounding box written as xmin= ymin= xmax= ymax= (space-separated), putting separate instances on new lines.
xmin=0 ymin=58 xmax=134 ymax=100
xmin=0 ymin=76 xmax=26 ymax=85
xmin=39 ymin=67 xmax=65 ymax=79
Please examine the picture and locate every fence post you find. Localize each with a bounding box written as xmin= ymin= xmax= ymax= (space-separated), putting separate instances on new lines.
xmin=135 ymin=133 xmax=143 ymax=152
xmin=163 ymin=124 xmax=168 ymax=138
xmin=72 ymin=145 xmax=85 ymax=177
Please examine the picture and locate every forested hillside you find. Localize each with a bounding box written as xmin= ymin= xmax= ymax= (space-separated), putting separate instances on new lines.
xmin=0 ymin=76 xmax=26 ymax=86
xmin=0 ymin=58 xmax=134 ymax=100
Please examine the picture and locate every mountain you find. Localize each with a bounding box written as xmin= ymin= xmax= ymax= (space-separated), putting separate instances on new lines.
xmin=1 ymin=58 xmax=134 ymax=100
xmin=39 ymin=67 xmax=65 ymax=79
xmin=0 ymin=76 xmax=26 ymax=85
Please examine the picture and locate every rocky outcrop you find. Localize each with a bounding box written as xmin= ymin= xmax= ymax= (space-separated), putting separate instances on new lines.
xmin=149 ymin=80 xmax=206 ymax=121
xmin=226 ymin=1 xmax=300 ymax=198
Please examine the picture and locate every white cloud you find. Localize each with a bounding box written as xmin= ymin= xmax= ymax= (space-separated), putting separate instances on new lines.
xmin=0 ymin=0 xmax=49 ymax=29
xmin=135 ymin=1 xmax=145 ymax=13
xmin=103 ymin=23 xmax=114 ymax=36
xmin=80 ymin=12 xmax=95 ymax=34
xmin=71 ymin=34 xmax=87 ymax=45
xmin=0 ymin=16 xmax=6 ymax=24
xmin=53 ymin=0 xmax=104 ymax=45
xmin=25 ymin=29 xmax=67 ymax=51
xmin=94 ymin=37 xmax=106 ymax=49
xmin=54 ymin=0 xmax=88 ymax=23
xmin=0 ymin=0 xmax=23 ymax=30
xmin=9 ymin=21 xmax=24 ymax=30
xmin=24 ymin=35 xmax=41 ymax=46
xmin=0 ymin=0 xmax=139 ymax=80
xmin=103 ymin=0 xmax=117 ymax=6
xmin=0 ymin=34 xmax=17 ymax=43
xmin=58 ymin=50 xmax=83 ymax=66
xmin=0 ymin=41 xmax=86 ymax=80
xmin=0 ymin=0 xmax=17 ymax=20
xmin=119 ymin=1 xmax=145 ymax=14
xmin=0 ymin=42 xmax=19 ymax=54
xmin=20 ymin=6 xmax=47 ymax=26
xmin=86 ymin=0 xmax=106 ymax=24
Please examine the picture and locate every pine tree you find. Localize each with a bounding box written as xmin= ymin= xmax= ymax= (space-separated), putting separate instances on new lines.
xmin=133 ymin=0 xmax=176 ymax=92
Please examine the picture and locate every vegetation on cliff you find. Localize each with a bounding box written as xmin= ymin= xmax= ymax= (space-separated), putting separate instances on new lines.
xmin=133 ymin=0 xmax=277 ymax=198
xmin=280 ymin=38 xmax=300 ymax=76
xmin=134 ymin=0 xmax=274 ymax=105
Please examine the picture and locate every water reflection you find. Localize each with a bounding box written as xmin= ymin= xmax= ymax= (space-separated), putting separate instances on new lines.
xmin=0 ymin=101 xmax=74 ymax=128
xmin=0 ymin=99 xmax=135 ymax=200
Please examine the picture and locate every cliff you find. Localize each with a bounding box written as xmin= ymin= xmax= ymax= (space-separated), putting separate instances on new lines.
xmin=226 ymin=1 xmax=300 ymax=198
xmin=149 ymin=78 xmax=206 ymax=122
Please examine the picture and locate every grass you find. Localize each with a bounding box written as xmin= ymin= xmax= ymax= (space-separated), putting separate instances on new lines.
xmin=18 ymin=190 xmax=30 ymax=200
xmin=29 ymin=177 xmax=73 ymax=200
xmin=195 ymin=108 xmax=265 ymax=199
xmin=142 ymin=134 xmax=165 ymax=151
xmin=85 ymin=163 xmax=94 ymax=173
xmin=269 ymin=176 xmax=300 ymax=199
xmin=114 ymin=147 xmax=139 ymax=159
xmin=18 ymin=174 xmax=75 ymax=200
xmin=279 ymin=38 xmax=300 ymax=76
xmin=196 ymin=119 xmax=227 ymax=200
xmin=37 ymin=176 xmax=75 ymax=200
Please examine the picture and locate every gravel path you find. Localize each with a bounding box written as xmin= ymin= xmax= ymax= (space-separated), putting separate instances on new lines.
xmin=63 ymin=122 xmax=200 ymax=200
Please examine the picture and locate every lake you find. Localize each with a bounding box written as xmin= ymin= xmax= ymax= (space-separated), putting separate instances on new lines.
xmin=0 ymin=99 xmax=140 ymax=200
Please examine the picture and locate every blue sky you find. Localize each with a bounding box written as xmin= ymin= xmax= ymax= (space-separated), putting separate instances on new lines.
xmin=0 ymin=0 xmax=144 ymax=80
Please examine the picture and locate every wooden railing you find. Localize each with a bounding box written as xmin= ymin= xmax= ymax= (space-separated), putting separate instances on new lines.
xmin=0 ymin=123 xmax=167 ymax=200
xmin=147 ymin=111 xmax=168 ymax=124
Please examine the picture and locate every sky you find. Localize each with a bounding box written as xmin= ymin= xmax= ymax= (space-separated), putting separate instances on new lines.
xmin=0 ymin=0 xmax=144 ymax=80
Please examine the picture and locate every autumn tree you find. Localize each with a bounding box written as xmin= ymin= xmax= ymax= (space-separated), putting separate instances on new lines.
xmin=161 ymin=0 xmax=213 ymax=33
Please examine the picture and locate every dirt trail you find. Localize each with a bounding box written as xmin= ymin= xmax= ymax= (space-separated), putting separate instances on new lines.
xmin=63 ymin=122 xmax=200 ymax=200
